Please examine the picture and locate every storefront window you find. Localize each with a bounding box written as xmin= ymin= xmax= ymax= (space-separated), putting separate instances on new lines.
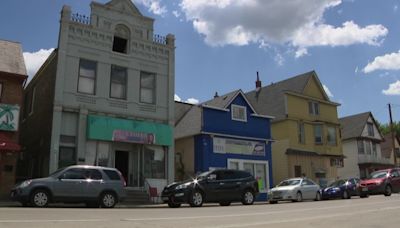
xmin=228 ymin=159 xmax=269 ymax=193
xmin=143 ymin=145 xmax=165 ymax=179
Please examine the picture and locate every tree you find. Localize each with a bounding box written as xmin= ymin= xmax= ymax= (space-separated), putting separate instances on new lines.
xmin=378 ymin=121 xmax=400 ymax=136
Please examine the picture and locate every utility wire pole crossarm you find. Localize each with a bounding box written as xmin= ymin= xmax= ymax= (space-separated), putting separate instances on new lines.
xmin=389 ymin=103 xmax=398 ymax=167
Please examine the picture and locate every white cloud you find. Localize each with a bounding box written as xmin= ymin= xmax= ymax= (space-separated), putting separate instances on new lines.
xmin=363 ymin=50 xmax=400 ymax=73
xmin=382 ymin=81 xmax=400 ymax=95
xmin=172 ymin=10 xmax=180 ymax=18
xmin=354 ymin=66 xmax=359 ymax=73
xmin=174 ymin=94 xmax=182 ymax=101
xmin=186 ymin=98 xmax=200 ymax=104
xmin=133 ymin=0 xmax=167 ymax=16
xmin=23 ymin=48 xmax=54 ymax=83
xmin=394 ymin=5 xmax=398 ymax=12
xmin=175 ymin=94 xmax=200 ymax=104
xmin=292 ymin=21 xmax=387 ymax=48
xmin=179 ymin=0 xmax=388 ymax=58
xmin=323 ymin=84 xmax=334 ymax=97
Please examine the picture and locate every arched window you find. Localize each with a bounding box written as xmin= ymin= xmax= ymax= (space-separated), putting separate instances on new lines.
xmin=112 ymin=24 xmax=130 ymax=54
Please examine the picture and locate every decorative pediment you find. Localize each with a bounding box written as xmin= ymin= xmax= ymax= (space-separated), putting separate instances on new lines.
xmin=105 ymin=0 xmax=143 ymax=16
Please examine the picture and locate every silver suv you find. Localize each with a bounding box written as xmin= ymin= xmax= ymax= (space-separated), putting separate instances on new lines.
xmin=10 ymin=165 xmax=126 ymax=208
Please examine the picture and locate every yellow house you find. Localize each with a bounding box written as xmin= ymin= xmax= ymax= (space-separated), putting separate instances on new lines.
xmin=247 ymin=71 xmax=343 ymax=186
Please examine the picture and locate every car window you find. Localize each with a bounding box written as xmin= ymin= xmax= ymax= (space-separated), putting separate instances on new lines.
xmin=237 ymin=171 xmax=251 ymax=179
xmin=370 ymin=170 xmax=388 ymax=179
xmin=304 ymin=180 xmax=316 ymax=186
xmin=218 ymin=171 xmax=236 ymax=180
xmin=277 ymin=179 xmax=301 ymax=186
xmin=103 ymin=170 xmax=121 ymax=180
xmin=89 ymin=169 xmax=103 ymax=180
xmin=61 ymin=168 xmax=86 ymax=179
xmin=391 ymin=170 xmax=400 ymax=177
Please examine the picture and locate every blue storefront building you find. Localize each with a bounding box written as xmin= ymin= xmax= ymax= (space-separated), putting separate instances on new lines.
xmin=175 ymin=90 xmax=274 ymax=200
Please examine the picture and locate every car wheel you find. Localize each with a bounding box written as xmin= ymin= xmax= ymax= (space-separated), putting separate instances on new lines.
xmin=342 ymin=191 xmax=350 ymax=199
xmin=296 ymin=192 xmax=303 ymax=202
xmin=30 ymin=189 xmax=50 ymax=207
xmin=168 ymin=202 xmax=181 ymax=208
xmin=315 ymin=192 xmax=322 ymax=201
xmin=189 ymin=190 xmax=203 ymax=207
xmin=242 ymin=190 xmax=255 ymax=205
xmin=219 ymin=201 xmax=231 ymax=206
xmin=100 ymin=192 xmax=117 ymax=208
xmin=269 ymin=200 xmax=278 ymax=204
xmin=384 ymin=185 xmax=392 ymax=196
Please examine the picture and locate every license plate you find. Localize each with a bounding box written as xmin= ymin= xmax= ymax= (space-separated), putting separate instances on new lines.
xmin=362 ymin=187 xmax=368 ymax=191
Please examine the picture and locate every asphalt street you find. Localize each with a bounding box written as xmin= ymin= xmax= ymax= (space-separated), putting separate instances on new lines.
xmin=0 ymin=195 xmax=399 ymax=228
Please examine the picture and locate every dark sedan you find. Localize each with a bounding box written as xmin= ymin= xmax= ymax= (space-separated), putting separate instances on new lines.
xmin=161 ymin=169 xmax=259 ymax=208
xmin=319 ymin=178 xmax=368 ymax=200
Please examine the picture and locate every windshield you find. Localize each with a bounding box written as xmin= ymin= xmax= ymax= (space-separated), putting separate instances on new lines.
xmin=328 ymin=180 xmax=346 ymax=187
xmin=49 ymin=168 xmax=66 ymax=177
xmin=277 ymin=179 xmax=301 ymax=187
xmin=370 ymin=171 xmax=388 ymax=179
xmin=196 ymin=171 xmax=213 ymax=179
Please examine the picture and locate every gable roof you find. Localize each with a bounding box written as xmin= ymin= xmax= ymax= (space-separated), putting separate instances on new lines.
xmin=339 ymin=112 xmax=382 ymax=140
xmin=0 ymin=40 xmax=27 ymax=76
xmin=246 ymin=71 xmax=320 ymax=121
xmin=202 ymin=89 xmax=259 ymax=114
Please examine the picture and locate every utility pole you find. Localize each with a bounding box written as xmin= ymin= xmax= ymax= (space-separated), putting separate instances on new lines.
xmin=389 ymin=103 xmax=398 ymax=167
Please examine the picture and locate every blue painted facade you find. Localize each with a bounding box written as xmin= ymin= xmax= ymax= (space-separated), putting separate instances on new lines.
xmin=194 ymin=92 xmax=273 ymax=200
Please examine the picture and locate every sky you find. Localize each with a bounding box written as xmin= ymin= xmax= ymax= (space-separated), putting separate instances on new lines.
xmin=0 ymin=0 xmax=399 ymax=124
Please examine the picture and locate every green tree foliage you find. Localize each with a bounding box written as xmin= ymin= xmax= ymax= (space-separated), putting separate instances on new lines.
xmin=378 ymin=121 xmax=400 ymax=136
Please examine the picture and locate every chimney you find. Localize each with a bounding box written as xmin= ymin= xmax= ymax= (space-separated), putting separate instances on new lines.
xmin=214 ymin=92 xmax=219 ymax=98
xmin=255 ymin=71 xmax=262 ymax=90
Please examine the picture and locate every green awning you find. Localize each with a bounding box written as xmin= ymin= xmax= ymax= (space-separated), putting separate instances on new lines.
xmin=87 ymin=115 xmax=173 ymax=146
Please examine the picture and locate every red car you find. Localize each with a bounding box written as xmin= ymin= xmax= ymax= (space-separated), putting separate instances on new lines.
xmin=360 ymin=168 xmax=400 ymax=196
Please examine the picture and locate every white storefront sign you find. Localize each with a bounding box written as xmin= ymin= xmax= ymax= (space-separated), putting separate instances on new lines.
xmin=213 ymin=137 xmax=265 ymax=156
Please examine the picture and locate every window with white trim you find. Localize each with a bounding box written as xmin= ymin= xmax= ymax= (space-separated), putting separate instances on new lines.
xmin=140 ymin=71 xmax=156 ymax=104
xmin=314 ymin=124 xmax=323 ymax=144
xmin=78 ymin=59 xmax=96 ymax=95
xmin=231 ymin=105 xmax=247 ymax=122
xmin=308 ymin=101 xmax=320 ymax=115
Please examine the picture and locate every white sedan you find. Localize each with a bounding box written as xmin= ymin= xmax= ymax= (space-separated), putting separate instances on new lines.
xmin=267 ymin=178 xmax=321 ymax=204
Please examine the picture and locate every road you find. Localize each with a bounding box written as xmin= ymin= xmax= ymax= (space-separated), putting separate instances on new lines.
xmin=1 ymin=195 xmax=400 ymax=228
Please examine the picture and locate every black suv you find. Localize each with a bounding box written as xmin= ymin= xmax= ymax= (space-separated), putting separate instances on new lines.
xmin=161 ymin=169 xmax=259 ymax=208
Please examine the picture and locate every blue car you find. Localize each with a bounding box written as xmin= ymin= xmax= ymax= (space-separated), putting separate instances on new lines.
xmin=319 ymin=178 xmax=366 ymax=200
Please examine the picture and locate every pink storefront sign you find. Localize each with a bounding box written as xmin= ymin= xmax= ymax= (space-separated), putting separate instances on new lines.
xmin=112 ymin=130 xmax=155 ymax=144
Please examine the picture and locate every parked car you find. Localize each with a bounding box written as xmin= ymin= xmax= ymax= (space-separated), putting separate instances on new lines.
xmin=360 ymin=168 xmax=400 ymax=196
xmin=319 ymin=178 xmax=368 ymax=200
xmin=161 ymin=169 xmax=259 ymax=208
xmin=10 ymin=165 xmax=126 ymax=208
xmin=268 ymin=178 xmax=320 ymax=204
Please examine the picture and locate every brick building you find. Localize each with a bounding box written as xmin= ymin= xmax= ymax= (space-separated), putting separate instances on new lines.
xmin=0 ymin=40 xmax=27 ymax=198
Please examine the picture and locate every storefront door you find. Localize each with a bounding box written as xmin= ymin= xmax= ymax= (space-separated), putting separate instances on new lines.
xmin=114 ymin=148 xmax=144 ymax=189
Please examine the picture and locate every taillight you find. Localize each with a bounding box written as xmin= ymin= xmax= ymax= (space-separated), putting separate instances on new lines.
xmin=118 ymin=171 xmax=127 ymax=187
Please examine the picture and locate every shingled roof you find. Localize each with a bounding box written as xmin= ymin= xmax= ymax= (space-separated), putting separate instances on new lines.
xmin=202 ymin=90 xmax=241 ymax=109
xmin=339 ymin=112 xmax=371 ymax=140
xmin=246 ymin=71 xmax=318 ymax=121
xmin=0 ymin=40 xmax=27 ymax=76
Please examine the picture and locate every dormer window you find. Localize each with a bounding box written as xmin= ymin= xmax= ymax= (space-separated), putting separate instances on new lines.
xmin=112 ymin=24 xmax=130 ymax=54
xmin=231 ymin=105 xmax=247 ymax=122
xmin=367 ymin=122 xmax=374 ymax=136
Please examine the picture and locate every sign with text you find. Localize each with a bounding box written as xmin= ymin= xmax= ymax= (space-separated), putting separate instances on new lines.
xmin=213 ymin=137 xmax=265 ymax=156
xmin=0 ymin=104 xmax=20 ymax=132
xmin=112 ymin=130 xmax=155 ymax=144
